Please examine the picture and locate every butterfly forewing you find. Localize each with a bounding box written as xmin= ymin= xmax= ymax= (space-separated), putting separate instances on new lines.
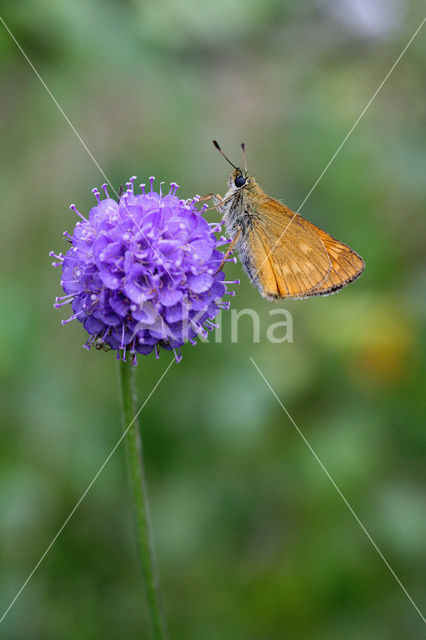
xmin=246 ymin=198 xmax=332 ymax=299
xmin=245 ymin=197 xmax=364 ymax=299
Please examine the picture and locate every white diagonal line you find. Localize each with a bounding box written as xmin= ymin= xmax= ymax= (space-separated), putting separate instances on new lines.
xmin=0 ymin=15 xmax=176 ymax=283
xmin=250 ymin=356 xmax=426 ymax=624
xmin=250 ymin=16 xmax=425 ymax=284
xmin=0 ymin=358 xmax=175 ymax=625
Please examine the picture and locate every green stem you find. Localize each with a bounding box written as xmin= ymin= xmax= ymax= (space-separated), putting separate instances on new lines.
xmin=118 ymin=359 xmax=166 ymax=640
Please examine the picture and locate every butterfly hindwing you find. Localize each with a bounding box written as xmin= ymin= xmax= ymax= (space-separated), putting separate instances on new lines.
xmin=308 ymin=227 xmax=365 ymax=296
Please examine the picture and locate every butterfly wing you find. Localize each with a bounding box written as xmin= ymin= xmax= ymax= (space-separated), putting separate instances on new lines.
xmin=241 ymin=197 xmax=363 ymax=299
xmin=241 ymin=198 xmax=331 ymax=299
xmin=307 ymin=227 xmax=365 ymax=296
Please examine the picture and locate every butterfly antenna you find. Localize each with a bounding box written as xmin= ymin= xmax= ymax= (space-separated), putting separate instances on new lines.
xmin=212 ymin=140 xmax=238 ymax=170
xmin=241 ymin=142 xmax=247 ymax=171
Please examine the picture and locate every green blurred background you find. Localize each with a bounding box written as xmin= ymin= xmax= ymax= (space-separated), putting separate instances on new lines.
xmin=0 ymin=1 xmax=425 ymax=638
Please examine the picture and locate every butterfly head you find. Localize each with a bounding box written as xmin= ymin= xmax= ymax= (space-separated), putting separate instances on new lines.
xmin=228 ymin=167 xmax=249 ymax=190
xmin=212 ymin=140 xmax=248 ymax=181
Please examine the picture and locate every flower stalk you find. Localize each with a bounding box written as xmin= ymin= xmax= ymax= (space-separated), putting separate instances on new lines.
xmin=118 ymin=359 xmax=166 ymax=639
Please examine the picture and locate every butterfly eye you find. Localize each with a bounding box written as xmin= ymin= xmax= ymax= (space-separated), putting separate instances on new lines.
xmin=234 ymin=175 xmax=246 ymax=188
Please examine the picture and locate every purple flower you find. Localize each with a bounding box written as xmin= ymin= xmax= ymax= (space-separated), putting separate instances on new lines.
xmin=51 ymin=177 xmax=238 ymax=365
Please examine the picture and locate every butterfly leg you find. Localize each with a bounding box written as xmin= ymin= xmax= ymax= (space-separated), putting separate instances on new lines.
xmin=199 ymin=192 xmax=236 ymax=213
xmin=199 ymin=192 xmax=223 ymax=210
xmin=199 ymin=192 xmax=221 ymax=202
xmin=214 ymin=229 xmax=241 ymax=275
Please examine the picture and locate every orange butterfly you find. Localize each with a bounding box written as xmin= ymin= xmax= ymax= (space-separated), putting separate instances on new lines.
xmin=202 ymin=141 xmax=364 ymax=300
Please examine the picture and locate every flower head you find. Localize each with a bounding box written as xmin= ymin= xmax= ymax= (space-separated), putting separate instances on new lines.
xmin=52 ymin=178 xmax=238 ymax=364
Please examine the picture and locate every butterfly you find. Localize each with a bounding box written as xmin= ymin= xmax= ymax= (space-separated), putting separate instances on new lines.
xmin=201 ymin=141 xmax=365 ymax=300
